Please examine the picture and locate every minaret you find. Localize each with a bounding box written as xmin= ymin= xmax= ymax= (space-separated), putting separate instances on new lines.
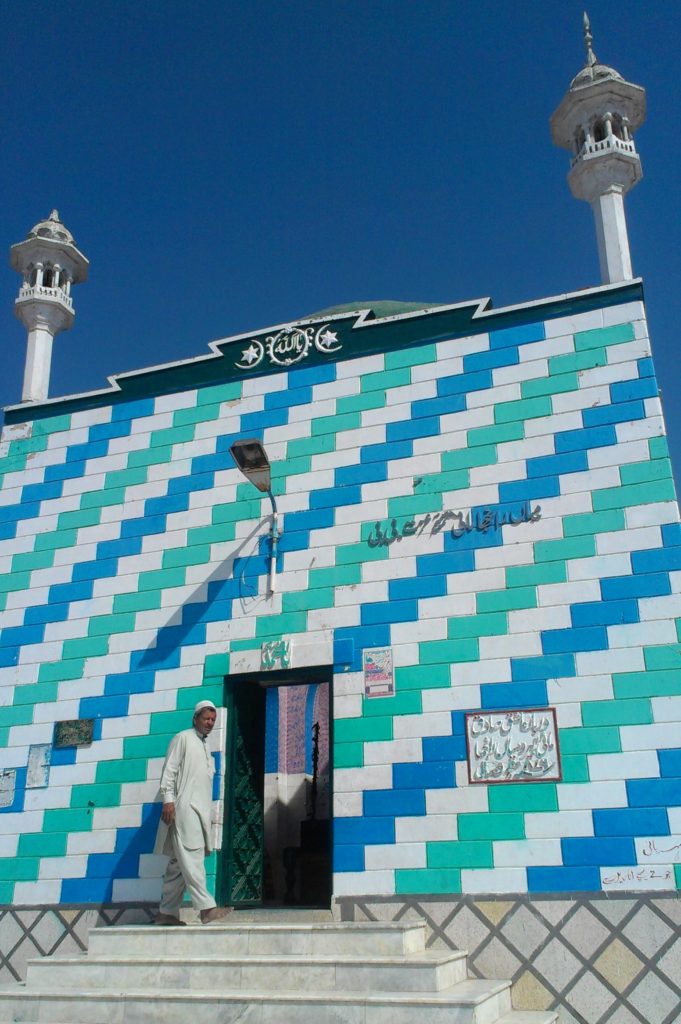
xmin=10 ymin=210 xmax=89 ymax=402
xmin=550 ymin=13 xmax=646 ymax=284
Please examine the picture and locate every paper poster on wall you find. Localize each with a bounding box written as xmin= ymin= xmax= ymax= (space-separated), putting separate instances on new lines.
xmin=465 ymin=707 xmax=561 ymax=783
xmin=363 ymin=647 xmax=394 ymax=698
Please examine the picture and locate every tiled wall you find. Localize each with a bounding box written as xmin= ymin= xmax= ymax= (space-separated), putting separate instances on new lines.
xmin=0 ymin=296 xmax=680 ymax=906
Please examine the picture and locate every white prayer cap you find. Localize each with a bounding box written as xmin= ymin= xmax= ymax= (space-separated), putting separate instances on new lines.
xmin=194 ymin=699 xmax=217 ymax=715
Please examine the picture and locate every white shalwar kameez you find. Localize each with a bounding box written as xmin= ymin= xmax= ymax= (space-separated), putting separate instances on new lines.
xmin=155 ymin=727 xmax=217 ymax=915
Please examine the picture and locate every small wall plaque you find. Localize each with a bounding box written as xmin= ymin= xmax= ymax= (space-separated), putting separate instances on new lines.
xmin=465 ymin=708 xmax=561 ymax=784
xmin=0 ymin=769 xmax=16 ymax=808
xmin=54 ymin=719 xmax=94 ymax=748
xmin=27 ymin=743 xmax=52 ymax=789
xmin=363 ymin=647 xmax=394 ymax=698
xmin=261 ymin=639 xmax=291 ymax=671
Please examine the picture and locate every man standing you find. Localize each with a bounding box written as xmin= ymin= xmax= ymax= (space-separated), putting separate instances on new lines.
xmin=154 ymin=699 xmax=230 ymax=925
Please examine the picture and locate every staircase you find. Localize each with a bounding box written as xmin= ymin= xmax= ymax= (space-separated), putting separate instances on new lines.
xmin=0 ymin=916 xmax=558 ymax=1024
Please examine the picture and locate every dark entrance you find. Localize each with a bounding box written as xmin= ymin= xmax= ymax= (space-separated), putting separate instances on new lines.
xmin=219 ymin=666 xmax=332 ymax=908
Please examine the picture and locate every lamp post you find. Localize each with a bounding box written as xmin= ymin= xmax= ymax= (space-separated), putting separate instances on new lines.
xmin=229 ymin=439 xmax=281 ymax=594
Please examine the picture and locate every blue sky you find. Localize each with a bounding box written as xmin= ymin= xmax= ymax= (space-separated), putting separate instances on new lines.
xmin=2 ymin=0 xmax=680 ymax=473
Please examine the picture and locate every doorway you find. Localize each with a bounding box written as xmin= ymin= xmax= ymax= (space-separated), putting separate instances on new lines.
xmin=219 ymin=666 xmax=332 ymax=908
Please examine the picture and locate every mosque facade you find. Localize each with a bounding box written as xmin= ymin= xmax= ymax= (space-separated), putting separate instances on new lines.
xmin=0 ymin=18 xmax=679 ymax=1024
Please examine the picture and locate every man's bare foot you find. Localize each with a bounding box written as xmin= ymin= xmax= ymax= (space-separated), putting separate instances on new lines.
xmin=200 ymin=906 xmax=233 ymax=924
xmin=154 ymin=913 xmax=186 ymax=927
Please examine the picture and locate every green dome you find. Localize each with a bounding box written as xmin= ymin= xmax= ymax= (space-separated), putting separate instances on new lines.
xmin=304 ymin=300 xmax=444 ymax=320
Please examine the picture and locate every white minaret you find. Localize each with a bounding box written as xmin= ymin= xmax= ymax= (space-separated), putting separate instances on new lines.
xmin=550 ymin=13 xmax=646 ymax=285
xmin=10 ymin=210 xmax=89 ymax=402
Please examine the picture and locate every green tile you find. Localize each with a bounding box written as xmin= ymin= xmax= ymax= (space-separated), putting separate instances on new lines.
xmin=427 ymin=840 xmax=492 ymax=869
xmin=534 ymin=535 xmax=595 ymax=563
xmin=675 ymin=864 xmax=681 ymax=890
xmin=187 ymin=522 xmax=236 ymax=546
xmin=620 ymin=458 xmax=673 ymax=487
xmin=413 ymin=470 xmax=470 ymax=495
xmin=148 ymin=710 xmax=189 ymax=737
xmin=272 ymin=454 xmax=313 ymax=481
xmin=137 ymin=567 xmax=187 ymax=592
xmin=0 ymin=881 xmax=14 ymax=901
xmin=395 ymin=868 xmax=461 ymax=894
xmin=88 ymin=613 xmax=136 ymax=637
xmin=229 ymin=638 xmax=260 ymax=652
xmin=337 ymin=541 xmax=388 ymax=565
xmin=582 ymin=698 xmax=652 ymax=727
xmin=163 ymin=545 xmax=211 ymax=569
xmin=521 ymin=371 xmax=579 ymax=399
xmin=196 ymin=381 xmax=242 ymax=405
xmin=212 ymin=499 xmax=262 ymax=524
xmin=336 ymin=391 xmax=386 ymax=415
xmin=395 ymin=664 xmax=451 ymax=690
xmin=177 ymin=684 xmax=222 ymax=711
xmin=0 ymin=570 xmax=30 ymax=595
xmin=333 ymin=742 xmax=364 ymax=769
xmin=286 ymin=434 xmax=335 ymax=459
xmin=477 ymin=587 xmax=536 ymax=613
xmin=18 ymin=832 xmax=67 ymax=857
xmin=467 ymin=422 xmax=524 ymax=448
xmin=489 ymin=784 xmax=557 ymax=813
xmin=61 ymin=635 xmax=109 ymax=660
xmin=458 ymin=813 xmax=525 ymax=841
xmin=309 ymin=564 xmax=361 ymax=589
xmin=173 ymin=402 xmax=221 ymax=427
xmin=559 ymin=726 xmax=621 ymax=755
xmin=643 ymin=645 xmax=681 ymax=672
xmin=0 ymin=705 xmax=34 ymax=728
xmin=124 ymin=734 xmax=175 ymax=759
xmin=34 ymin=528 xmax=78 ymax=552
xmin=593 ymin=480 xmax=677 ymax=511
xmin=419 ymin=639 xmax=479 ymax=664
xmin=563 ymin=509 xmax=625 ymax=538
xmin=11 ymin=681 xmax=58 ymax=707
xmin=613 ymin=669 xmax=681 ymax=699
xmin=362 ymin=691 xmax=422 ymax=717
xmin=334 ymin=716 xmax=393 ymax=743
xmin=441 ymin=445 xmax=497 ymax=472
xmin=649 ymin=436 xmax=669 ymax=460
xmin=548 ymin=347 xmax=607 ymax=376
xmin=448 ymin=612 xmax=507 ymax=639
xmin=42 ymin=807 xmax=94 ymax=833
xmin=385 ymin=344 xmax=437 ymax=370
xmin=32 ymin=413 xmax=72 ymax=436
xmin=96 ymin=759 xmax=148 ymax=784
xmin=561 ymin=755 xmax=590 ymax=783
xmin=56 ymin=507 xmax=101 ymax=530
xmin=0 ymin=857 xmax=39 ymax=881
xmin=388 ymin=494 xmax=443 ymax=518
xmin=311 ymin=412 xmax=361 ymax=436
xmin=204 ymin=653 xmax=230 ymax=677
xmin=152 ymin=423 xmax=196 ymax=447
xmin=360 ymin=368 xmax=409 ymax=393
xmin=494 ymin=396 xmax=552 ymax=425
xmin=574 ymin=322 xmax=634 ymax=351
xmin=70 ymin=783 xmax=121 ymax=808
xmin=113 ymin=590 xmax=162 ymax=613
xmin=282 ymin=588 xmax=334 ymax=612
xmin=11 ymin=550 xmax=54 ymax=573
xmin=38 ymin=658 xmax=85 ymax=683
xmin=506 ymin=560 xmax=567 ymax=588
xmin=103 ymin=465 xmax=148 ymax=489
xmin=80 ymin=486 xmax=126 ymax=511
xmin=255 ymin=612 xmax=307 ymax=639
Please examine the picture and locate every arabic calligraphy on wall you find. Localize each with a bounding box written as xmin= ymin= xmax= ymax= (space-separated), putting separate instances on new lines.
xmin=366 ymin=502 xmax=542 ymax=548
xmin=465 ymin=708 xmax=561 ymax=784
xmin=235 ymin=324 xmax=342 ymax=370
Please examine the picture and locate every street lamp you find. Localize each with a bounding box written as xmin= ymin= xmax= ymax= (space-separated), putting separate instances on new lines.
xmin=229 ymin=439 xmax=281 ymax=593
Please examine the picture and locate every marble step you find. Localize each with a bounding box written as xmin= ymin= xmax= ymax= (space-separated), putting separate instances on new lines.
xmin=0 ymin=978 xmax=516 ymax=1024
xmin=87 ymin=920 xmax=428 ymax=958
xmin=25 ymin=948 xmax=468 ymax=993
xmin=497 ymin=1015 xmax=559 ymax=1024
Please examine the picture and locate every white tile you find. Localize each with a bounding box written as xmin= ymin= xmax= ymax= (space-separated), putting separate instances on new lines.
xmin=634 ymin=835 xmax=681 ymax=863
xmin=596 ymin=525 xmax=661 ymax=556
xmin=470 ymin=460 xmax=526 ymax=487
xmin=333 ymin=870 xmax=395 ymax=896
xmin=333 ymin=792 xmax=363 ymax=817
xmin=538 ymin=578 xmax=601 ymax=606
xmin=363 ymin=738 xmax=423 ymax=766
xmin=567 ymin=552 xmax=631 ymax=582
xmin=335 ymin=581 xmax=388 ymax=606
xmin=422 ymin=686 xmax=478 ymax=712
xmin=387 ymin=453 xmax=441 ymax=479
xmin=334 ymin=765 xmax=392 ymax=793
xmin=552 ymin=385 xmax=611 ymax=415
xmin=576 ymin=647 xmax=645 ymax=675
xmin=467 ymin=382 xmax=522 ymax=410
xmin=334 ymin=694 xmax=363 ymax=719
xmin=651 ymin=695 xmax=681 ymax=722
xmin=476 ymin=541 xmax=535 ymax=571
xmin=364 ymin=842 xmax=426 ymax=870
xmin=602 ymin=302 xmax=645 ymax=327
xmin=391 ymin=618 xmax=448 ymax=644
xmin=461 ymin=867 xmax=527 ymax=893
xmin=620 ymin=722 xmax=681 ymax=750
xmin=547 ymin=674 xmax=613 ymax=704
xmin=616 ymin=416 xmax=664 ymax=443
xmin=493 ymin=359 xmax=548 ymax=387
xmin=454 ymin=660 xmax=510 ymax=686
xmin=39 ymin=854 xmax=89 ymax=879
xmin=418 ymin=593 xmax=475 ymax=619
xmin=426 ymin=786 xmax=488 ymax=814
xmin=440 ymin=406 xmax=494 ymax=434
xmin=13 ymin=879 xmax=61 ymax=904
xmin=362 ymin=556 xmax=417 ymax=582
xmin=588 ymin=438 xmax=649 ymax=471
xmin=493 ymin=838 xmax=562 ymax=867
xmin=578 ymin=360 xmax=639 ymax=390
xmin=558 ymin=780 xmax=627 ymax=810
xmin=626 ymin=502 xmax=680 ymax=529
xmin=508 ymin=605 xmax=572 ymax=633
xmin=393 ymin=711 xmax=452 ymax=739
xmin=525 ymin=809 xmax=594 ymax=838
xmin=608 ymin=619 xmax=676 ymax=648
xmin=559 ymin=465 xmax=620 ymax=495
xmin=413 ymin=429 xmax=467 ymax=456
xmin=639 ymin=594 xmax=681 ymax=621
xmin=395 ymin=814 xmax=457 ymax=843
xmin=524 ymin=410 xmax=583 ymax=438
xmin=336 ymin=353 xmax=385 ymax=379
xmin=478 ymin=631 xmax=542 ymax=660
xmin=545 ymin=308 xmax=604 ymax=337
xmin=588 ymin=750 xmax=660 ymax=781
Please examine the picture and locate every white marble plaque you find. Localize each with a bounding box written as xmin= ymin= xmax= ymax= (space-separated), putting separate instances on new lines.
xmin=0 ymin=769 xmax=16 ymax=808
xmin=27 ymin=743 xmax=51 ymax=789
xmin=465 ymin=708 xmax=561 ymax=783
xmin=601 ymin=864 xmax=675 ymax=891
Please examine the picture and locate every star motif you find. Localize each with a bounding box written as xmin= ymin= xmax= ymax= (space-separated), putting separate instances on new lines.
xmin=241 ymin=342 xmax=261 ymax=365
xmin=320 ymin=330 xmax=338 ymax=346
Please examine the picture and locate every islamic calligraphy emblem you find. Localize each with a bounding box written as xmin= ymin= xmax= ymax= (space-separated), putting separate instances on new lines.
xmin=236 ymin=324 xmax=341 ymax=370
xmin=261 ymin=639 xmax=292 ymax=671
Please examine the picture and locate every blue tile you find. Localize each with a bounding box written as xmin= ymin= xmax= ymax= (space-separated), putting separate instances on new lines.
xmin=627 ymin=778 xmax=681 ymax=807
xmin=216 ymin=431 xmax=260 ymax=454
xmin=88 ymin=420 xmax=130 ymax=442
xmin=281 ymin=507 xmax=333 ymax=534
xmin=334 ymin=816 xmax=395 ymax=845
xmin=111 ymin=397 xmax=155 ymax=422
xmin=437 ymin=369 xmax=492 ymax=398
xmin=240 ymin=408 xmax=289 ymax=432
xmin=24 ymin=602 xmax=70 ymax=626
xmin=511 ymin=654 xmax=575 ymax=682
xmin=264 ymin=385 xmax=313 ymax=411
xmin=333 ymin=638 xmax=354 ymax=667
xmin=662 ymin=523 xmax=681 ymax=548
xmin=570 ymin=599 xmax=639 ymax=628
xmin=555 ymin=425 xmax=617 ymax=454
xmin=333 ymin=625 xmax=390 ymax=672
xmin=499 ymin=477 xmax=560 ymax=504
xmin=144 ymin=493 xmax=189 ymax=517
xmin=65 ymin=439 xmax=109 ymax=464
xmin=562 ymin=836 xmax=637 ymax=866
xmin=72 ymin=558 xmax=119 ymax=582
xmin=79 ymin=695 xmax=130 ymax=719
xmin=393 ymin=762 xmax=455 ymax=789
xmin=526 ymin=451 xmax=587 ymax=479
xmin=412 ymin=394 xmax=466 ymax=418
xmin=310 ymin=485 xmax=362 ymax=509
xmin=361 ymin=599 xmax=418 ymax=626
xmin=386 ymin=417 xmax=440 ymax=443
xmin=541 ymin=626 xmax=608 ymax=655
xmin=463 ymin=347 xmax=519 ymax=373
xmin=265 ymin=687 xmax=279 ymax=773
xmin=610 ymin=378 xmax=658 ymax=404
xmin=364 ymin=788 xmax=426 ymax=817
xmin=637 ymin=357 xmax=655 ymax=378
xmin=96 ymin=537 xmax=142 ymax=560
xmin=582 ymin=400 xmax=645 ymax=428
xmin=191 ymin=452 xmax=232 ymax=475
xmin=0 ymin=501 xmax=40 ymax=525
xmin=335 ymin=462 xmax=388 ymax=487
xmin=489 ymin=322 xmax=545 ymax=350
xmin=600 ymin=573 xmax=671 ymax=601
xmin=168 ymin=472 xmax=215 ymax=496
xmin=632 ymin=546 xmax=681 ymax=575
xmin=0 ymin=648 xmax=18 ymax=668
xmin=416 ymin=550 xmax=476 ymax=577
xmin=481 ymin=680 xmax=547 ymax=710
xmin=120 ymin=514 xmax=167 ymax=539
xmin=389 ymin=575 xmax=447 ymax=601
xmin=48 ymin=580 xmax=94 ymax=605
xmin=593 ymin=807 xmax=669 ymax=837
xmin=61 ymin=877 xmax=113 ymax=902
xmin=104 ymin=670 xmax=155 ymax=696
xmin=22 ymin=480 xmax=63 ymax=504
xmin=50 ymin=746 xmax=77 ymax=766
xmin=44 ymin=462 xmax=85 ymax=483
xmin=0 ymin=623 xmax=45 ymax=649
xmin=289 ymin=362 xmax=337 ymax=388
xmin=360 ymin=440 xmax=413 ymax=464
xmin=527 ymin=866 xmax=600 ymax=892
xmin=658 ymin=749 xmax=681 ymax=778
xmin=422 ymin=734 xmax=466 ymax=763
xmin=334 ymin=845 xmax=365 ymax=872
